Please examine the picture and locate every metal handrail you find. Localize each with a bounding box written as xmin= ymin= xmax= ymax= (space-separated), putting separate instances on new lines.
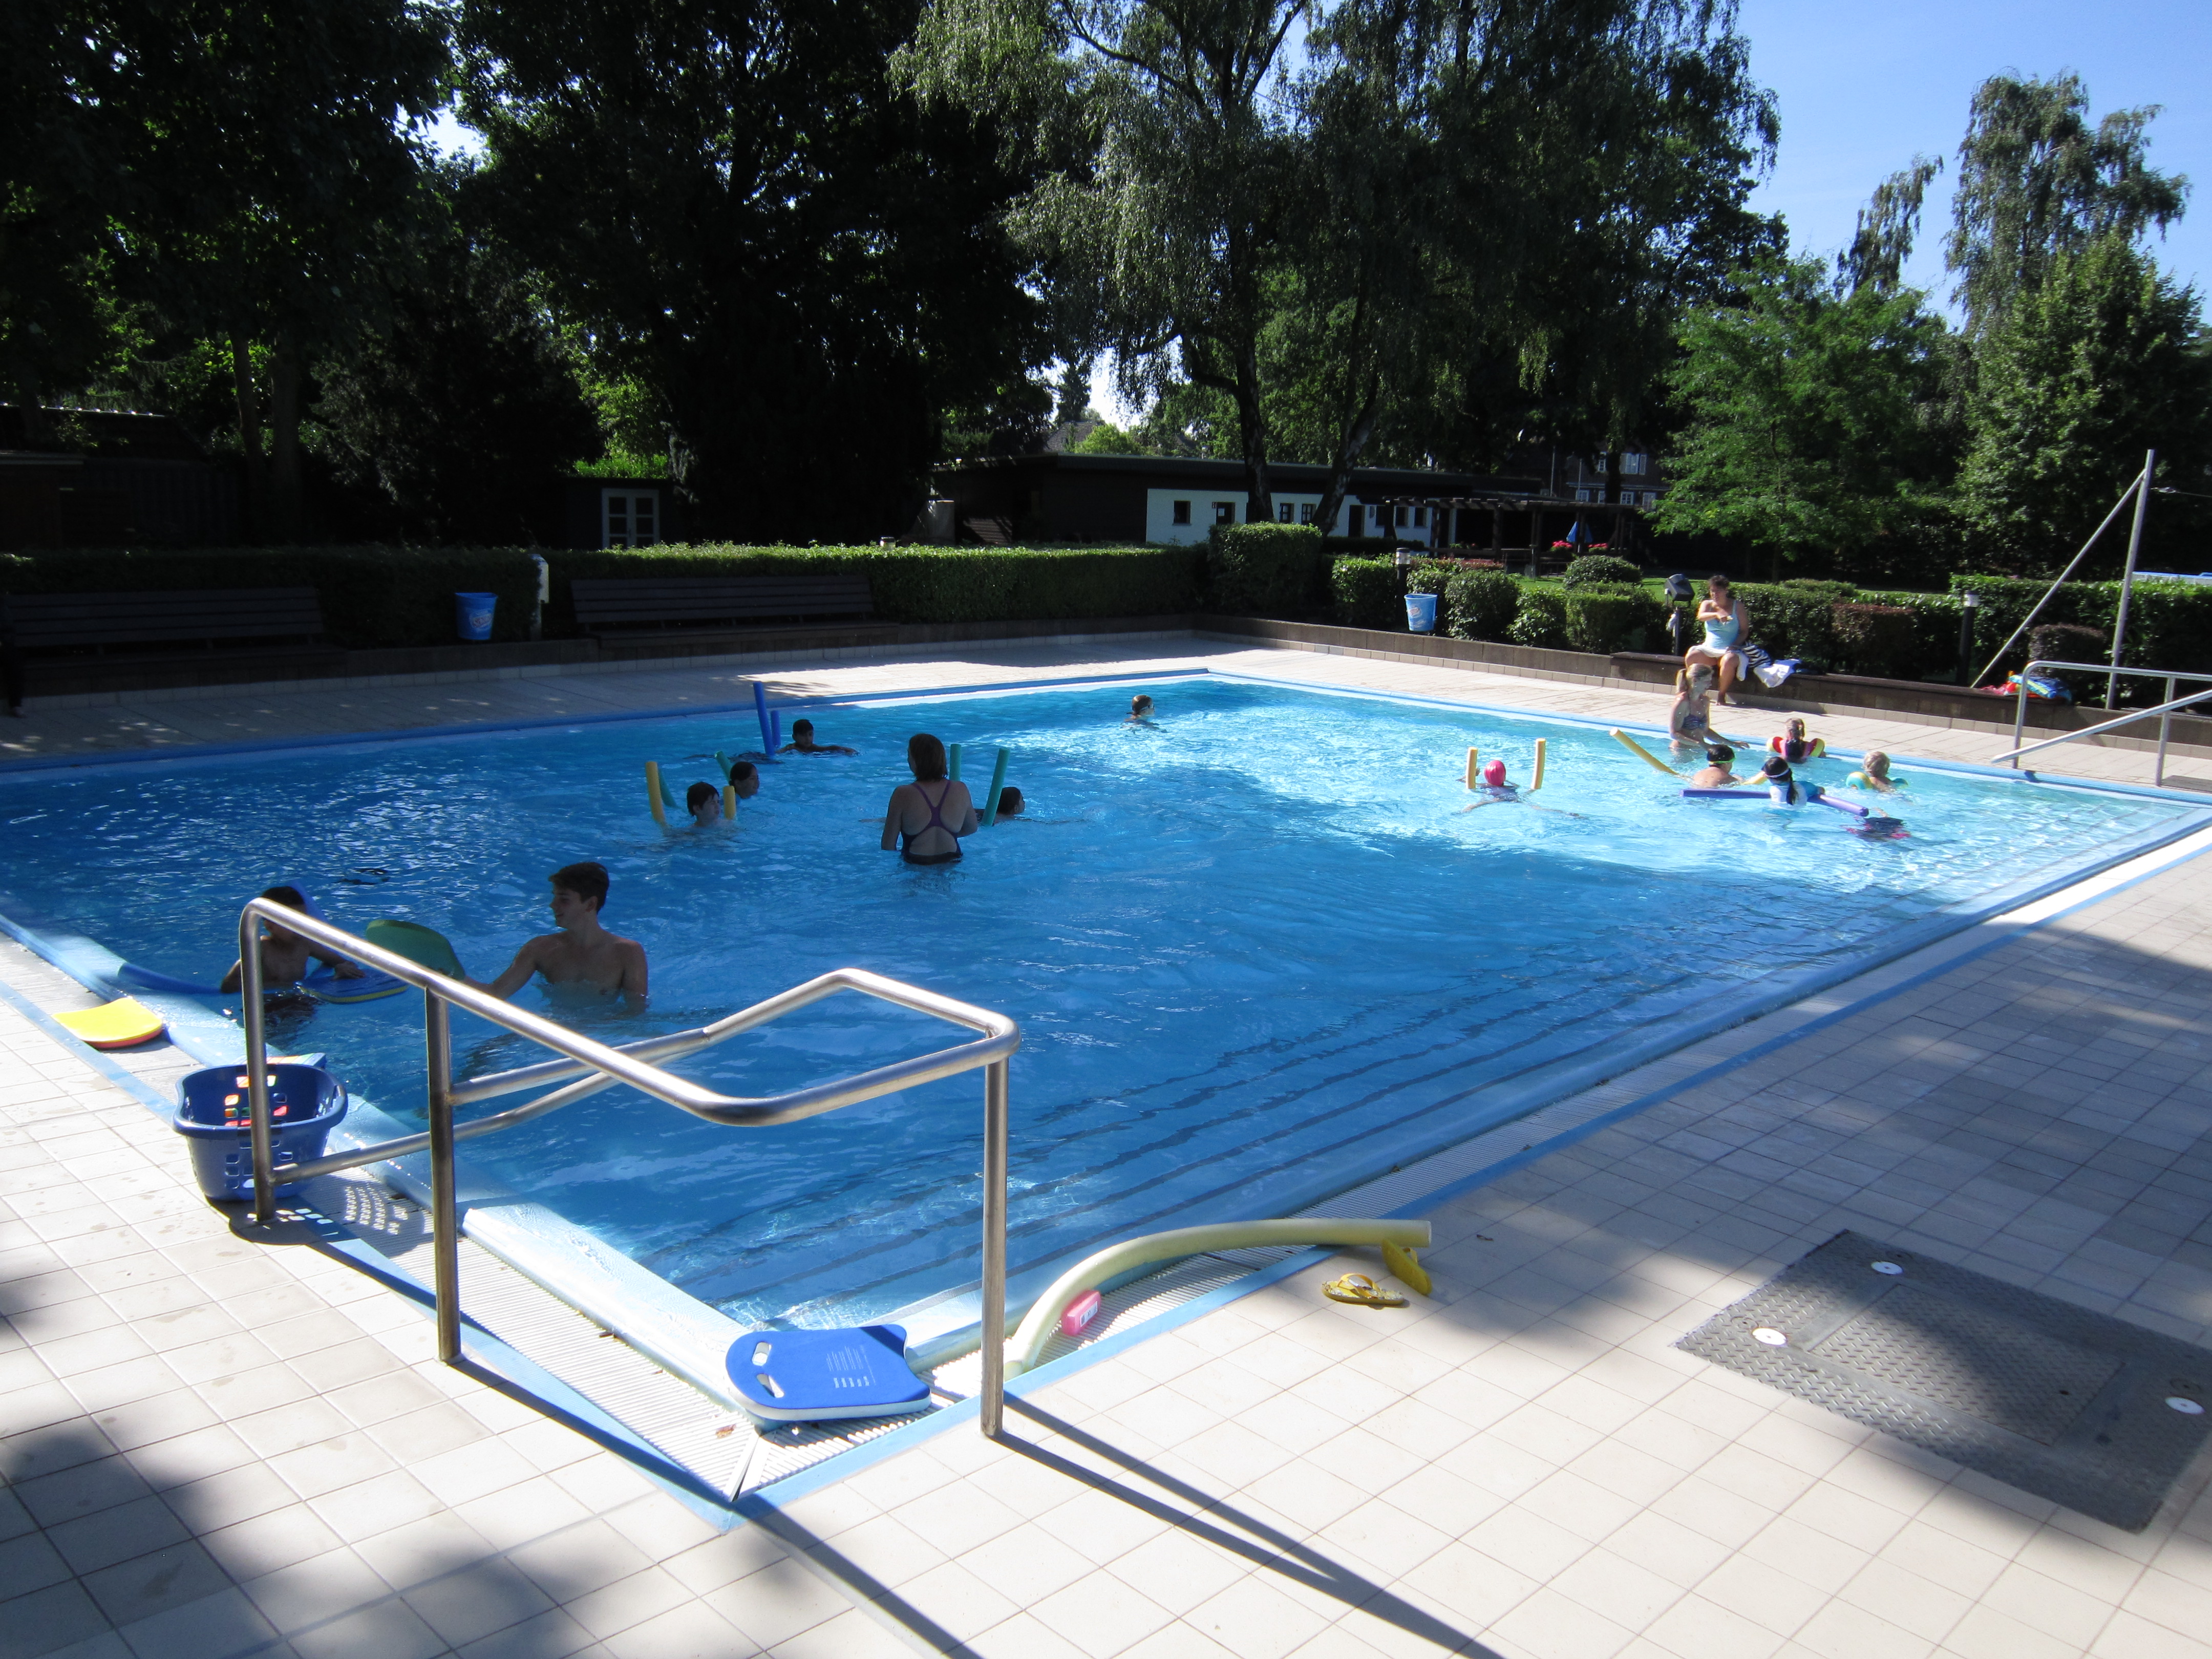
xmin=1995 ymin=660 xmax=2212 ymax=785
xmin=236 ymin=898 xmax=1019 ymax=1434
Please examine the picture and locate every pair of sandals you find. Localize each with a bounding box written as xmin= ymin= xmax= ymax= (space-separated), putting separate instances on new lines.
xmin=1323 ymin=1241 xmax=1433 ymax=1308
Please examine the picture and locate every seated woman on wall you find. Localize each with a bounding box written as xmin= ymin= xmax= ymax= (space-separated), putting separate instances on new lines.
xmin=880 ymin=733 xmax=978 ymax=865
xmin=1683 ymin=575 xmax=1746 ymax=705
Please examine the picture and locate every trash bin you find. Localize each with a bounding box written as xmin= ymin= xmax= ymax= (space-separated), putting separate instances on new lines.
xmin=455 ymin=591 xmax=498 ymax=642
xmin=173 ymin=1064 xmax=347 ymax=1201
xmin=1405 ymin=592 xmax=1439 ymax=633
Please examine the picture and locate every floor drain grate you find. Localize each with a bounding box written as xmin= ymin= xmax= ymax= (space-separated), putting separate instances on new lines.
xmin=1677 ymin=1231 xmax=2212 ymax=1531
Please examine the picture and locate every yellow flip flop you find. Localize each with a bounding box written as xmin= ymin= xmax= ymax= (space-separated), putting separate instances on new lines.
xmin=1323 ymin=1273 xmax=1407 ymax=1309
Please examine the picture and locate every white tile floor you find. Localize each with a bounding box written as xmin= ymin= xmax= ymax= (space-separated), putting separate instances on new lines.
xmin=2 ymin=637 xmax=2210 ymax=1658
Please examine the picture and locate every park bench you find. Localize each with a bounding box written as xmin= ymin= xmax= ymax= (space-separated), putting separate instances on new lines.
xmin=1 ymin=586 xmax=335 ymax=709
xmin=569 ymin=573 xmax=880 ymax=644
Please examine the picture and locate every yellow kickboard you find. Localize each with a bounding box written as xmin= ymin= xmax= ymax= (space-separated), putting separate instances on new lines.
xmin=55 ymin=997 xmax=166 ymax=1050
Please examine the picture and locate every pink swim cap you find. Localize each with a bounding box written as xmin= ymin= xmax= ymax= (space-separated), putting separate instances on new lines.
xmin=1481 ymin=759 xmax=1507 ymax=787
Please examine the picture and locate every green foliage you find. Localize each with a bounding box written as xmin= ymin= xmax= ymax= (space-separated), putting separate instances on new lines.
xmin=1656 ymin=256 xmax=1954 ymax=564
xmin=1950 ymin=573 xmax=2212 ymax=687
xmin=1958 ymin=236 xmax=2212 ymax=568
xmin=1073 ymin=422 xmax=1147 ymax=455
xmin=1444 ymin=570 xmax=1521 ymax=642
xmin=1562 ymin=554 xmax=1642 ymax=589
xmin=1507 ymin=586 xmax=1568 ymax=650
xmin=1330 ymin=558 xmax=1403 ymax=631
xmin=1207 ymin=523 xmax=1326 ymax=616
xmin=1563 ymin=585 xmax=1658 ymax=655
xmin=1726 ymin=583 xmax=1840 ymax=665
xmin=1777 ymin=578 xmax=1860 ymax=602
xmin=1829 ymin=604 xmax=1920 ymax=679
xmin=2 ymin=544 xmax=1205 ymax=649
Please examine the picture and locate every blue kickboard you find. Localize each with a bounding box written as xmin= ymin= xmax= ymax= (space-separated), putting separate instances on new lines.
xmin=726 ymin=1325 xmax=932 ymax=1422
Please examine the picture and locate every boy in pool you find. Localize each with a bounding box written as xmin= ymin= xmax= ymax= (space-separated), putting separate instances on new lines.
xmin=779 ymin=719 xmax=856 ymax=756
xmin=1689 ymin=743 xmax=1740 ymax=788
xmin=475 ymin=862 xmax=648 ymax=1009
xmin=1127 ymin=694 xmax=1155 ymax=723
xmin=684 ymin=782 xmax=725 ymax=827
xmin=220 ymin=886 xmax=365 ymax=992
xmin=727 ymin=760 xmax=760 ymax=798
xmin=992 ymin=785 xmax=1024 ymax=817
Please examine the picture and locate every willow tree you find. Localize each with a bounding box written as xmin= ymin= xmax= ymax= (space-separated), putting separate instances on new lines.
xmin=1947 ymin=73 xmax=2187 ymax=337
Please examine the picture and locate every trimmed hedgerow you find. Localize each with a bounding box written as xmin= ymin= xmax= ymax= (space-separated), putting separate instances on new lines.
xmin=1509 ymin=585 xmax=1568 ymax=649
xmin=1207 ymin=522 xmax=1327 ymax=615
xmin=1331 ymin=557 xmax=1404 ymax=630
xmin=1564 ymin=584 xmax=1661 ymax=654
xmin=1830 ymin=604 xmax=1920 ymax=679
xmin=1445 ymin=569 xmax=1522 ymax=642
xmin=1561 ymin=554 xmax=1642 ymax=589
xmin=0 ymin=542 xmax=1209 ymax=649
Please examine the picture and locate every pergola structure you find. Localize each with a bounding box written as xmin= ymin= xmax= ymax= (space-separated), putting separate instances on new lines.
xmin=1379 ymin=493 xmax=1648 ymax=574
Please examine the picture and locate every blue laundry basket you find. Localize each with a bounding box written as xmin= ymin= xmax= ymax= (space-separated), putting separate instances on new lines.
xmin=173 ymin=1064 xmax=348 ymax=1201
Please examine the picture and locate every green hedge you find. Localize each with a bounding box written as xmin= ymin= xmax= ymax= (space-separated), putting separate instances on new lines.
xmin=0 ymin=543 xmax=1208 ymax=650
xmin=1208 ymin=523 xmax=1326 ymax=615
xmin=1565 ymin=585 xmax=1661 ymax=655
xmin=1562 ymin=555 xmax=1642 ymax=589
xmin=1509 ymin=586 xmax=1568 ymax=649
xmin=1331 ymin=558 xmax=1404 ymax=630
xmin=1947 ymin=573 xmax=2212 ymax=687
xmin=1445 ymin=570 xmax=1521 ymax=642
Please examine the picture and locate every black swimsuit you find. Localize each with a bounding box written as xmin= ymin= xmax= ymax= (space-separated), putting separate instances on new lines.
xmin=901 ymin=780 xmax=963 ymax=865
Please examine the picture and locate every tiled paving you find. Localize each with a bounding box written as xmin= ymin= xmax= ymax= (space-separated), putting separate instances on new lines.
xmin=2 ymin=636 xmax=2209 ymax=1658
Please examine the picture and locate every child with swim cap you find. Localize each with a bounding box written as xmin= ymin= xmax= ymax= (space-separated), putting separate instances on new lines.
xmin=1759 ymin=755 xmax=1809 ymax=805
xmin=1690 ymin=743 xmax=1739 ymax=788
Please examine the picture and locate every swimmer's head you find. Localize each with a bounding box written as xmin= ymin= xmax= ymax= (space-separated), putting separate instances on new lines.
xmin=1705 ymin=743 xmax=1734 ymax=768
xmin=727 ymin=760 xmax=759 ymax=797
xmin=1785 ymin=717 xmax=1807 ymax=738
xmin=1687 ymin=664 xmax=1715 ymax=691
xmin=686 ymin=781 xmax=720 ymax=819
xmin=995 ymin=785 xmax=1024 ymax=816
xmin=258 ymin=885 xmax=308 ymax=940
xmin=550 ymin=861 xmax=609 ymax=916
xmin=907 ymin=732 xmax=948 ymax=781
xmin=790 ymin=719 xmax=814 ymax=742
xmin=1864 ymin=750 xmax=1890 ymax=777
xmin=1131 ymin=694 xmax=1154 ymax=716
xmin=1760 ymin=756 xmax=1793 ymax=782
xmin=1481 ymin=759 xmax=1507 ymax=788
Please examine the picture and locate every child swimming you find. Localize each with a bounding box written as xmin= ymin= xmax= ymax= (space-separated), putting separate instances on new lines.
xmin=1769 ymin=717 xmax=1825 ymax=763
xmin=1846 ymin=751 xmax=1905 ymax=793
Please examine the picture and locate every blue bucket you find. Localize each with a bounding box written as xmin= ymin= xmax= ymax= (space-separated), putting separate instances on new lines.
xmin=455 ymin=592 xmax=498 ymax=642
xmin=1405 ymin=592 xmax=1438 ymax=633
xmin=173 ymin=1064 xmax=348 ymax=1201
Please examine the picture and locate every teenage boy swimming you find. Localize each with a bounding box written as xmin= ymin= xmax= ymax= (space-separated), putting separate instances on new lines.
xmin=779 ymin=719 xmax=856 ymax=756
xmin=474 ymin=862 xmax=648 ymax=1008
xmin=685 ymin=782 xmax=724 ymax=827
xmin=220 ymin=886 xmax=365 ymax=992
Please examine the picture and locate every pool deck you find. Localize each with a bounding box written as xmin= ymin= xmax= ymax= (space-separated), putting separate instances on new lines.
xmin=2 ymin=635 xmax=2210 ymax=1659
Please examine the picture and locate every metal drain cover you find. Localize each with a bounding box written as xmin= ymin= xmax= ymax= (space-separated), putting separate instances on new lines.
xmin=1676 ymin=1231 xmax=2212 ymax=1530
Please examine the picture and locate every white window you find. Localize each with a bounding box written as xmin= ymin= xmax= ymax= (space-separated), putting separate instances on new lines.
xmin=1279 ymin=502 xmax=1295 ymax=523
xmin=602 ymin=489 xmax=660 ymax=548
xmin=1213 ymin=501 xmax=1236 ymax=525
xmin=1299 ymin=503 xmax=1314 ymax=525
xmin=1593 ymin=453 xmax=1609 ymax=475
xmin=1171 ymin=499 xmax=1191 ymax=525
xmin=1413 ymin=507 xmax=1428 ymax=527
xmin=1624 ymin=453 xmax=1648 ymax=476
xmin=1576 ymin=487 xmax=1594 ymax=504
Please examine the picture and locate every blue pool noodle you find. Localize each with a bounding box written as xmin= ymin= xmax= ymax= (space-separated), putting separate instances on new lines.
xmin=753 ymin=683 xmax=773 ymax=752
xmin=770 ymin=711 xmax=781 ymax=752
xmin=981 ymin=747 xmax=1011 ymax=826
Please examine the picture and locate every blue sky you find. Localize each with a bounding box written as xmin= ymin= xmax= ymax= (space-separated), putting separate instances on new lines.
xmin=1739 ymin=0 xmax=2208 ymax=303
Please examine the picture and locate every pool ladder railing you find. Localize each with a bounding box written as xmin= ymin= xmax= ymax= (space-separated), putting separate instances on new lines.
xmin=233 ymin=899 xmax=1020 ymax=1435
xmin=1990 ymin=660 xmax=2212 ymax=787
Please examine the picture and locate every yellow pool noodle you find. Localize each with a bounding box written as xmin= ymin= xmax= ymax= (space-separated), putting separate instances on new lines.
xmin=1610 ymin=729 xmax=1677 ymax=775
xmin=722 ymin=784 xmax=736 ymax=821
xmin=1532 ymin=738 xmax=1547 ymax=791
xmin=644 ymin=760 xmax=668 ymax=827
xmin=1464 ymin=747 xmax=1479 ymax=788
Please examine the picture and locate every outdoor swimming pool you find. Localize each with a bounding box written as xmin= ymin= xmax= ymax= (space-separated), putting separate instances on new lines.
xmin=3 ymin=675 xmax=2204 ymax=1334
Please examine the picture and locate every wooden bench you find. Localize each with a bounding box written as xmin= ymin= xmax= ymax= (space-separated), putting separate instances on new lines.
xmin=1 ymin=586 xmax=334 ymax=708
xmin=569 ymin=573 xmax=878 ymax=642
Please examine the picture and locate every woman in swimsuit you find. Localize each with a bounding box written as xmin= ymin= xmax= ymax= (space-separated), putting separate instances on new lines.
xmin=1683 ymin=575 xmax=1745 ymax=705
xmin=881 ymin=733 xmax=977 ymax=865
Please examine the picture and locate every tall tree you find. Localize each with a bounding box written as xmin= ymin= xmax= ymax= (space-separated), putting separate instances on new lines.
xmin=1947 ymin=73 xmax=2187 ymax=337
xmin=1957 ymin=233 xmax=2211 ymax=569
xmin=1839 ymin=156 xmax=1941 ymax=296
xmin=464 ymin=0 xmax=1052 ymax=543
xmin=1653 ymin=256 xmax=1953 ymax=568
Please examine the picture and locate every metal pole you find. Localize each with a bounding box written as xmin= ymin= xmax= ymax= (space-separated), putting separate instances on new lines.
xmin=2011 ymin=672 xmax=2030 ymax=768
xmin=426 ymin=989 xmax=461 ymax=1364
xmin=242 ymin=905 xmax=275 ymax=1223
xmin=1974 ymin=472 xmax=2143 ymax=688
xmin=1956 ymin=592 xmax=1979 ymax=686
xmin=2108 ymin=450 xmax=2155 ymax=710
xmin=2157 ymin=675 xmax=2176 ymax=788
xmin=979 ymin=1057 xmax=1009 ymax=1438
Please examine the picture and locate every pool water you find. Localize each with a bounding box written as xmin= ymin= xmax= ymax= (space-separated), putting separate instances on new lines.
xmin=2 ymin=676 xmax=2202 ymax=1330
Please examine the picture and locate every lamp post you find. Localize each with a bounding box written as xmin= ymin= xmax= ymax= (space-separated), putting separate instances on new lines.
xmin=1957 ymin=592 xmax=1980 ymax=687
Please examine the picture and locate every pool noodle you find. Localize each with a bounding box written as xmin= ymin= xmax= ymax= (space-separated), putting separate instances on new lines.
xmin=1464 ymin=748 xmax=1479 ymax=788
xmin=644 ymin=760 xmax=669 ymax=827
xmin=1611 ymin=729 xmax=1677 ymax=775
xmin=723 ymin=784 xmax=736 ymax=820
xmin=981 ymin=747 xmax=1010 ymax=827
xmin=1532 ymin=738 xmax=1546 ymax=791
xmin=770 ymin=711 xmax=781 ymax=751
xmin=1681 ymin=787 xmax=1768 ymax=800
xmin=753 ymin=683 xmax=773 ymax=752
xmin=948 ymin=743 xmax=963 ymax=782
